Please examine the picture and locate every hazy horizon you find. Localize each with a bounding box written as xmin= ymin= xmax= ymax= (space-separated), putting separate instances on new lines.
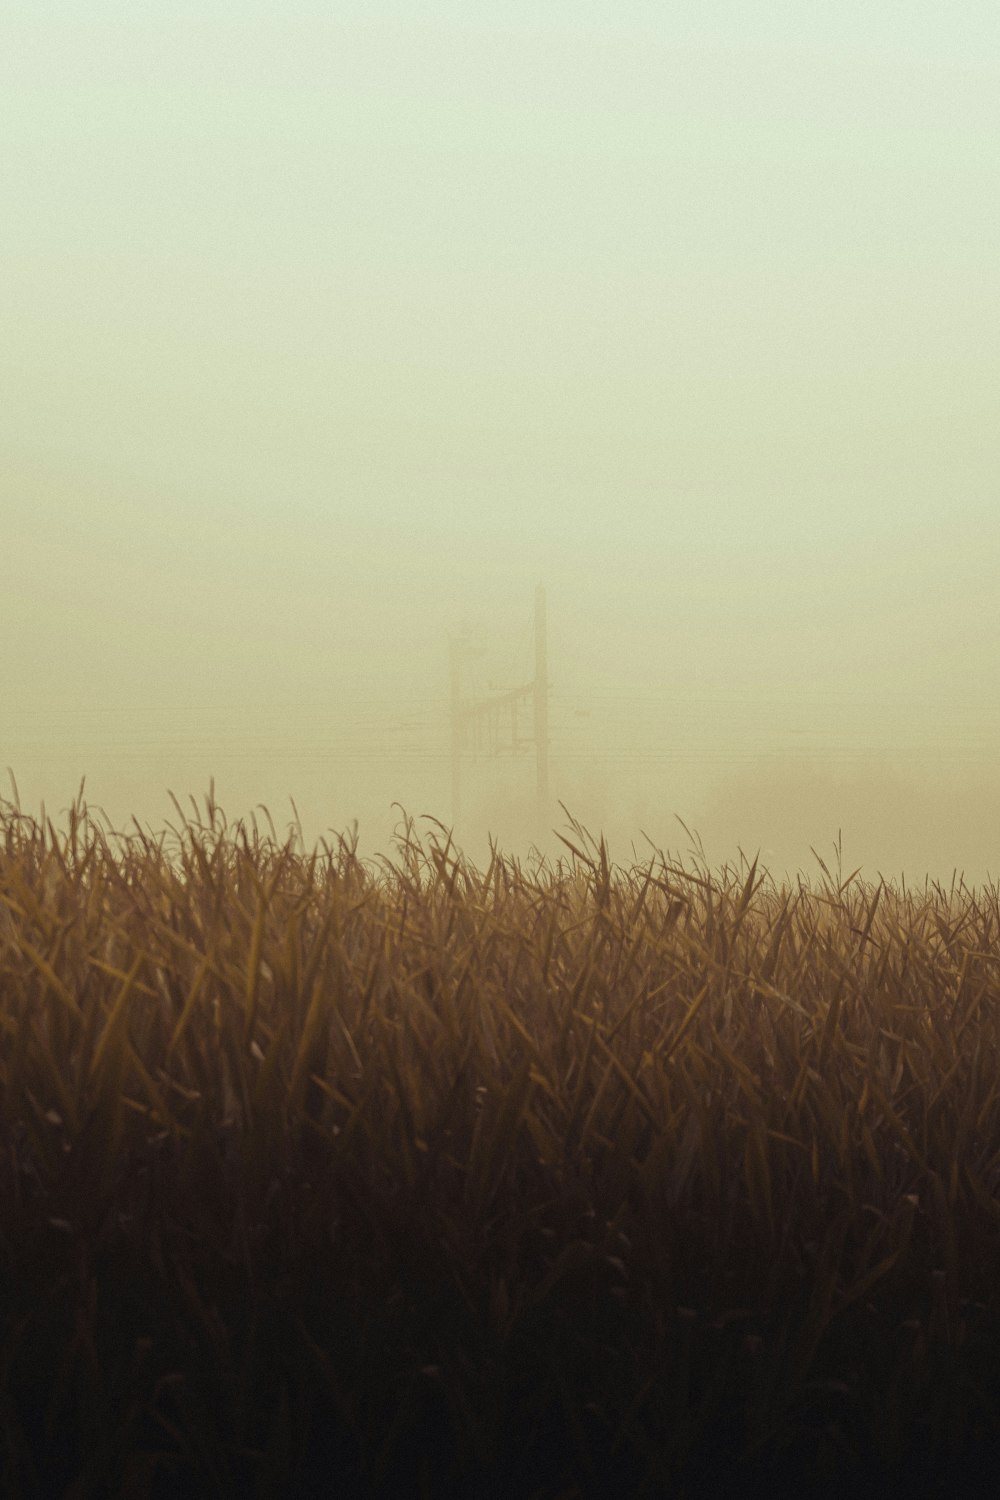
xmin=4 ymin=2 xmax=999 ymax=888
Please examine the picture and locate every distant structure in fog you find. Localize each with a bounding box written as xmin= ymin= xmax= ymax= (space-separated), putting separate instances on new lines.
xmin=449 ymin=584 xmax=549 ymax=830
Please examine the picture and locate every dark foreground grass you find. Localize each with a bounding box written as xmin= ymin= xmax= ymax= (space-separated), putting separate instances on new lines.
xmin=2 ymin=780 xmax=1000 ymax=1497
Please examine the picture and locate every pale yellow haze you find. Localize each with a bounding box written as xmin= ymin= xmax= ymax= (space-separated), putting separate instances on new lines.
xmin=3 ymin=2 xmax=999 ymax=886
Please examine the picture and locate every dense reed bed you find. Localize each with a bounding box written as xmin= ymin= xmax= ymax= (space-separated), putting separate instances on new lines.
xmin=2 ymin=779 xmax=1000 ymax=1497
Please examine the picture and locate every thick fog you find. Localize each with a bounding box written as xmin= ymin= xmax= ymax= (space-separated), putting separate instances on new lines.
xmin=4 ymin=2 xmax=999 ymax=887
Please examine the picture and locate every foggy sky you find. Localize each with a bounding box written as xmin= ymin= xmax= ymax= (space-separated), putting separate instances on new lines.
xmin=4 ymin=2 xmax=1000 ymax=886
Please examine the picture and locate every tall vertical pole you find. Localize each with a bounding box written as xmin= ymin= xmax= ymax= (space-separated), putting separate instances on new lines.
xmin=534 ymin=583 xmax=549 ymax=823
xmin=449 ymin=634 xmax=462 ymax=829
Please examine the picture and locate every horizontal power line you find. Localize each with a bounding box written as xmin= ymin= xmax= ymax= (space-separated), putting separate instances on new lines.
xmin=11 ymin=709 xmax=1000 ymax=734
xmin=7 ymin=745 xmax=999 ymax=766
xmin=9 ymin=689 xmax=1000 ymax=716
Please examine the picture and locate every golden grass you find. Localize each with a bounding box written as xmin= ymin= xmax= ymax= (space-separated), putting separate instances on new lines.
xmin=2 ymin=777 xmax=1000 ymax=1495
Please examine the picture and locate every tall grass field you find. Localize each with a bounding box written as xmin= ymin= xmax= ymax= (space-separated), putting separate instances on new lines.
xmin=2 ymin=779 xmax=1000 ymax=1497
